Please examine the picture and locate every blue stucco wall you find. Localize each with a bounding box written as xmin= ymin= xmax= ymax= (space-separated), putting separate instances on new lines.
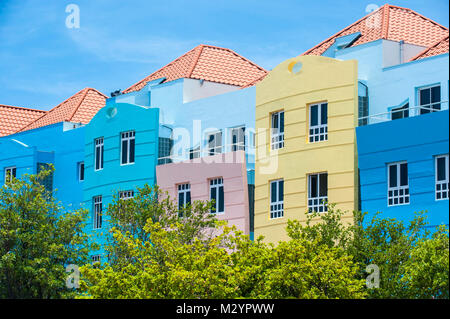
xmin=0 ymin=123 xmax=85 ymax=210
xmin=83 ymin=102 xmax=159 ymax=255
xmin=356 ymin=110 xmax=449 ymax=227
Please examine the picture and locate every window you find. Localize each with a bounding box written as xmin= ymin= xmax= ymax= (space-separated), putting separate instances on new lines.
xmin=92 ymin=255 xmax=101 ymax=264
xmin=387 ymin=162 xmax=409 ymax=206
xmin=94 ymin=138 xmax=104 ymax=171
xmin=189 ymin=146 xmax=200 ymax=160
xmin=37 ymin=163 xmax=53 ymax=192
xmin=78 ymin=162 xmax=84 ymax=181
xmin=231 ymin=126 xmax=245 ymax=151
xmin=419 ymin=85 xmax=441 ymax=114
xmin=119 ymin=190 xmax=134 ymax=200
xmin=436 ymin=155 xmax=449 ymax=200
xmin=309 ymin=103 xmax=328 ymax=143
xmin=93 ymin=196 xmax=102 ymax=229
xmin=391 ymin=103 xmax=409 ymax=120
xmin=4 ymin=166 xmax=16 ymax=183
xmin=358 ymin=82 xmax=369 ymax=126
xmin=308 ymin=173 xmax=328 ymax=213
xmin=271 ymin=111 xmax=284 ymax=150
xmin=178 ymin=183 xmax=191 ymax=214
xmin=207 ymin=131 xmax=222 ymax=156
xmin=158 ymin=137 xmax=173 ymax=164
xmin=270 ymin=179 xmax=284 ymax=219
xmin=121 ymin=131 xmax=135 ymax=165
xmin=210 ymin=178 xmax=224 ymax=214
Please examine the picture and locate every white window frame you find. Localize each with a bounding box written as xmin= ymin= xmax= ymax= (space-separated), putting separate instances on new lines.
xmin=4 ymin=166 xmax=16 ymax=183
xmin=94 ymin=137 xmax=104 ymax=171
xmin=308 ymin=173 xmax=328 ymax=213
xmin=189 ymin=146 xmax=200 ymax=160
xmin=270 ymin=179 xmax=284 ymax=219
xmin=210 ymin=178 xmax=224 ymax=214
xmin=93 ymin=196 xmax=102 ymax=229
xmin=309 ymin=102 xmax=328 ymax=143
xmin=387 ymin=162 xmax=410 ymax=206
xmin=178 ymin=183 xmax=191 ymax=209
xmin=119 ymin=190 xmax=134 ymax=200
xmin=78 ymin=162 xmax=84 ymax=182
xmin=207 ymin=131 xmax=222 ymax=156
xmin=230 ymin=126 xmax=245 ymax=152
xmin=120 ymin=131 xmax=135 ymax=165
xmin=271 ymin=111 xmax=284 ymax=150
xmin=435 ymin=154 xmax=449 ymax=201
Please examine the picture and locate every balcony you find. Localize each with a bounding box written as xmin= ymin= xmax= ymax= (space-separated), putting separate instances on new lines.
xmin=358 ymin=101 xmax=448 ymax=126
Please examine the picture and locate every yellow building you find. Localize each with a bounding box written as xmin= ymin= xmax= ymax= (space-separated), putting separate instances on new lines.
xmin=254 ymin=55 xmax=359 ymax=243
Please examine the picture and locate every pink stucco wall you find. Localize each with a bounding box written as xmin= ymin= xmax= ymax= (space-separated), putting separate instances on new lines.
xmin=156 ymin=151 xmax=249 ymax=234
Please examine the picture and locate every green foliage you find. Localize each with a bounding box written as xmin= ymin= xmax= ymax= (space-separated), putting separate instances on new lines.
xmin=0 ymin=167 xmax=97 ymax=298
xmin=78 ymin=187 xmax=366 ymax=299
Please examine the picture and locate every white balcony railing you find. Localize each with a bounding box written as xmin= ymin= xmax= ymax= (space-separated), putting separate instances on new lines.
xmin=358 ymin=101 xmax=448 ymax=126
xmin=157 ymin=142 xmax=248 ymax=165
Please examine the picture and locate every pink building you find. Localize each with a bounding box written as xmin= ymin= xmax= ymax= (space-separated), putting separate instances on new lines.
xmin=156 ymin=151 xmax=250 ymax=235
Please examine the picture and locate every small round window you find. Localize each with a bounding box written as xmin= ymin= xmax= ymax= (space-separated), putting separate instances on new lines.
xmin=289 ymin=61 xmax=302 ymax=74
xmin=106 ymin=106 xmax=117 ymax=119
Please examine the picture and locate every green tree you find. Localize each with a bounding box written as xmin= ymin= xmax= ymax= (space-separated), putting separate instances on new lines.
xmin=0 ymin=167 xmax=96 ymax=298
xmin=78 ymin=186 xmax=366 ymax=299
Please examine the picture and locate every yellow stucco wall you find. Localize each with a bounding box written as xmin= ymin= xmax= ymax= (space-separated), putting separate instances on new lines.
xmin=254 ymin=55 xmax=359 ymax=243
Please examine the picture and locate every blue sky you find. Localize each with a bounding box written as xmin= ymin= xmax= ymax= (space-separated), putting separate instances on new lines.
xmin=0 ymin=0 xmax=448 ymax=110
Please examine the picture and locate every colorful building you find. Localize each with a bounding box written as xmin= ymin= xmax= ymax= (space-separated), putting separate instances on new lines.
xmin=254 ymin=4 xmax=449 ymax=242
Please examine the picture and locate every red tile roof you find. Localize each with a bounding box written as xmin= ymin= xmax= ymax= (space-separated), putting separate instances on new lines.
xmin=0 ymin=104 xmax=47 ymax=137
xmin=17 ymin=88 xmax=107 ymax=133
xmin=123 ymin=44 xmax=268 ymax=93
xmin=410 ymin=35 xmax=449 ymax=61
xmin=302 ymin=4 xmax=449 ymax=56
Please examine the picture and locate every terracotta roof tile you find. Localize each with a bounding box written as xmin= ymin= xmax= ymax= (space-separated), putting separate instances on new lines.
xmin=17 ymin=88 xmax=107 ymax=133
xmin=302 ymin=4 xmax=449 ymax=56
xmin=410 ymin=35 xmax=449 ymax=61
xmin=123 ymin=44 xmax=268 ymax=93
xmin=0 ymin=104 xmax=46 ymax=137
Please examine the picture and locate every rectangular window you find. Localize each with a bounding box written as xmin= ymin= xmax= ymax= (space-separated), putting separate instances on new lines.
xmin=178 ymin=183 xmax=191 ymax=213
xmin=121 ymin=131 xmax=135 ymax=165
xmin=4 ymin=166 xmax=16 ymax=183
xmin=387 ymin=162 xmax=410 ymax=206
xmin=309 ymin=103 xmax=328 ymax=143
xmin=436 ymin=154 xmax=449 ymax=200
xmin=91 ymin=255 xmax=101 ymax=264
xmin=270 ymin=179 xmax=284 ymax=219
xmin=308 ymin=173 xmax=328 ymax=213
xmin=37 ymin=163 xmax=53 ymax=192
xmin=119 ymin=190 xmax=134 ymax=200
xmin=94 ymin=138 xmax=104 ymax=171
xmin=93 ymin=196 xmax=102 ymax=229
xmin=189 ymin=146 xmax=200 ymax=160
xmin=231 ymin=126 xmax=245 ymax=151
xmin=271 ymin=111 xmax=284 ymax=150
xmin=78 ymin=162 xmax=84 ymax=181
xmin=391 ymin=103 xmax=409 ymax=120
xmin=210 ymin=178 xmax=224 ymax=214
xmin=419 ymin=85 xmax=441 ymax=114
xmin=207 ymin=131 xmax=222 ymax=156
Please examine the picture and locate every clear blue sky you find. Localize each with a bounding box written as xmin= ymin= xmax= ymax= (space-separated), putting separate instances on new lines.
xmin=0 ymin=0 xmax=448 ymax=110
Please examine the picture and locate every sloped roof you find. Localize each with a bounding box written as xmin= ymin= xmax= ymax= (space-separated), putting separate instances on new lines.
xmin=302 ymin=4 xmax=449 ymax=56
xmin=0 ymin=104 xmax=47 ymax=137
xmin=17 ymin=88 xmax=107 ymax=133
xmin=123 ymin=44 xmax=268 ymax=93
xmin=410 ymin=35 xmax=449 ymax=61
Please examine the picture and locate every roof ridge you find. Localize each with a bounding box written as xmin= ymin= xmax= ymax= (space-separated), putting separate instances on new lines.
xmin=301 ymin=4 xmax=385 ymax=56
xmin=0 ymin=104 xmax=46 ymax=113
xmin=123 ymin=45 xmax=202 ymax=93
xmin=409 ymin=34 xmax=450 ymax=61
xmin=388 ymin=4 xmax=449 ymax=31
xmin=187 ymin=45 xmax=204 ymax=78
xmin=17 ymin=87 xmax=91 ymax=132
xmin=381 ymin=4 xmax=390 ymax=39
xmin=67 ymin=87 xmax=90 ymax=121
xmin=206 ymin=44 xmax=268 ymax=72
